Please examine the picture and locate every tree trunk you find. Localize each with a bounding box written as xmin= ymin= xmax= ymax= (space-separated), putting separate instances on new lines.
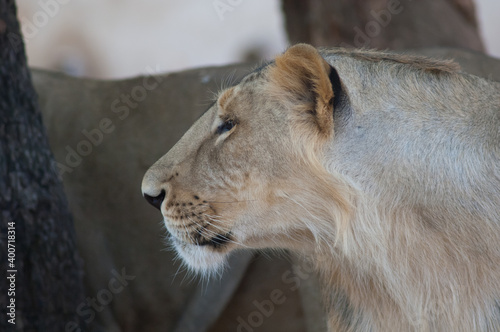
xmin=282 ymin=0 xmax=484 ymax=51
xmin=0 ymin=1 xmax=84 ymax=331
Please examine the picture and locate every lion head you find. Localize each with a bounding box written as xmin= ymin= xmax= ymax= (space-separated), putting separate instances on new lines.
xmin=141 ymin=44 xmax=359 ymax=273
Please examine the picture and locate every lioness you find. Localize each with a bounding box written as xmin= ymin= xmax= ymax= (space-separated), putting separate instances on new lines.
xmin=142 ymin=44 xmax=500 ymax=331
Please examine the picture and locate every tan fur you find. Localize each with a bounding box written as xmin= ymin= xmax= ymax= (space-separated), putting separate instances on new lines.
xmin=142 ymin=44 xmax=500 ymax=331
xmin=321 ymin=47 xmax=461 ymax=73
xmin=217 ymin=87 xmax=234 ymax=111
xmin=271 ymin=44 xmax=335 ymax=136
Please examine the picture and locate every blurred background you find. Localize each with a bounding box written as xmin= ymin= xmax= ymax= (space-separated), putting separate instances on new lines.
xmin=17 ymin=0 xmax=499 ymax=79
xmin=6 ymin=1 xmax=500 ymax=331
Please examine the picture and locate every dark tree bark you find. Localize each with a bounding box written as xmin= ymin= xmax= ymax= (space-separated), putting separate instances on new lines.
xmin=282 ymin=0 xmax=484 ymax=51
xmin=0 ymin=1 xmax=84 ymax=331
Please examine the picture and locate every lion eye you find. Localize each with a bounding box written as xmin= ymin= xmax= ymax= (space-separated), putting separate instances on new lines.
xmin=216 ymin=119 xmax=235 ymax=135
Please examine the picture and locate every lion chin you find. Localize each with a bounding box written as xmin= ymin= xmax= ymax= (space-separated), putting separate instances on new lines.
xmin=171 ymin=235 xmax=229 ymax=275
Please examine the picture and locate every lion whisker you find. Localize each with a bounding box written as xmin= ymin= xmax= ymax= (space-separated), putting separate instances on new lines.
xmin=204 ymin=214 xmax=249 ymax=248
xmin=186 ymin=215 xmax=245 ymax=248
xmin=186 ymin=216 xmax=218 ymax=240
xmin=205 ymin=199 xmax=256 ymax=204
xmin=170 ymin=262 xmax=188 ymax=285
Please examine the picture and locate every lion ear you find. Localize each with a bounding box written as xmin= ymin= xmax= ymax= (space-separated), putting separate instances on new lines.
xmin=269 ymin=44 xmax=341 ymax=136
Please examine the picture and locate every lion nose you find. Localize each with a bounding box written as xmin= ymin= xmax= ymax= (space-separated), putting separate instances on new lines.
xmin=144 ymin=190 xmax=165 ymax=210
xmin=142 ymin=166 xmax=170 ymax=210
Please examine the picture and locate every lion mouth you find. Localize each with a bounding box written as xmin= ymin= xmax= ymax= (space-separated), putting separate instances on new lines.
xmin=193 ymin=231 xmax=233 ymax=249
xmin=163 ymin=213 xmax=233 ymax=251
xmin=161 ymin=201 xmax=237 ymax=272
